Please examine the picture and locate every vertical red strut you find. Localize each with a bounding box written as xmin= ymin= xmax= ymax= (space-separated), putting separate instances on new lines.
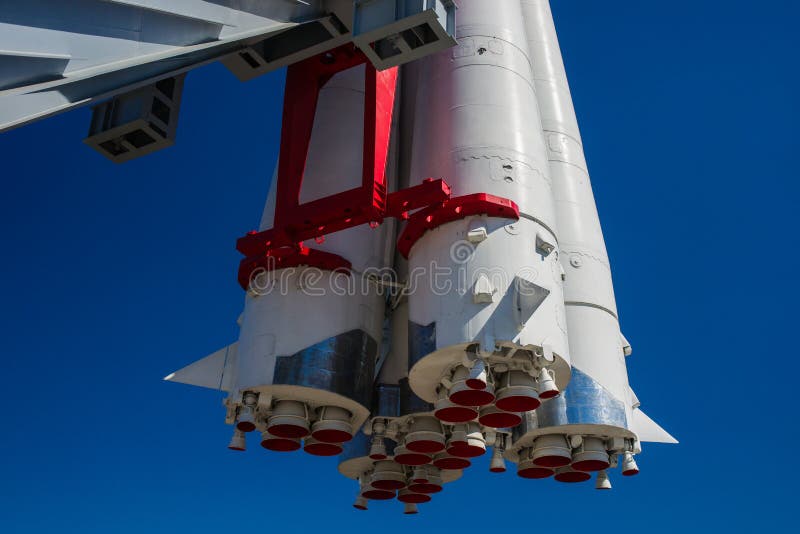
xmin=236 ymin=45 xmax=519 ymax=291
xmin=236 ymin=45 xmax=451 ymax=289
xmin=271 ymin=45 xmax=397 ymax=236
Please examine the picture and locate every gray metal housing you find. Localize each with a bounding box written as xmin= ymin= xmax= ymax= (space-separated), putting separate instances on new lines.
xmin=84 ymin=74 xmax=184 ymax=162
xmin=0 ymin=0 xmax=457 ymax=134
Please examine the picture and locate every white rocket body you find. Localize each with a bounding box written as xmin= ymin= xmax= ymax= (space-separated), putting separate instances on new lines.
xmin=2 ymin=0 xmax=681 ymax=510
xmin=168 ymin=65 xmax=394 ymax=438
xmin=509 ymin=0 xmax=676 ymax=450
xmin=166 ymin=0 xmax=674 ymax=504
xmin=405 ymin=0 xmax=571 ymax=407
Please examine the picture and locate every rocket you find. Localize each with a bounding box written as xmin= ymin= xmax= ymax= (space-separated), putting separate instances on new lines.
xmin=166 ymin=0 xmax=675 ymax=509
xmin=506 ymin=0 xmax=678 ymax=483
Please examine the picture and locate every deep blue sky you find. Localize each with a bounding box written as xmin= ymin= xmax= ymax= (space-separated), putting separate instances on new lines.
xmin=1 ymin=1 xmax=797 ymax=532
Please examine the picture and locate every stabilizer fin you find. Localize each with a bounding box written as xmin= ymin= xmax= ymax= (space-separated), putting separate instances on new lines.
xmin=164 ymin=343 xmax=238 ymax=392
xmin=631 ymin=407 xmax=678 ymax=444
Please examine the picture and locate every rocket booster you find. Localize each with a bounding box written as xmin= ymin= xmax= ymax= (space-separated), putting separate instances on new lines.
xmin=510 ymin=0 xmax=676 ymax=466
xmin=167 ymin=0 xmax=674 ymax=510
xmin=405 ymin=0 xmax=571 ymax=412
xmin=169 ymin=63 xmax=396 ymax=455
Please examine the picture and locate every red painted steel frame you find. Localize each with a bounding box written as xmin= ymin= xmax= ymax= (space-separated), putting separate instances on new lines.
xmin=272 ymin=45 xmax=395 ymax=241
xmin=236 ymin=45 xmax=451 ymax=290
xmin=235 ymin=45 xmax=519 ymax=290
xmin=397 ymin=194 xmax=520 ymax=259
xmin=237 ymin=45 xmax=391 ymax=256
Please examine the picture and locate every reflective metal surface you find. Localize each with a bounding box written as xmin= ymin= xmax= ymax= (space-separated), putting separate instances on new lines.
xmin=399 ymin=378 xmax=433 ymax=415
xmin=373 ymin=383 xmax=401 ymax=418
xmin=512 ymin=410 xmax=539 ymax=442
xmin=528 ymin=367 xmax=628 ymax=430
xmin=563 ymin=367 xmax=627 ymax=428
xmin=534 ymin=392 xmax=568 ymax=429
xmin=273 ymin=329 xmax=378 ymax=407
xmin=408 ymin=321 xmax=436 ymax=369
xmin=339 ymin=430 xmax=371 ymax=463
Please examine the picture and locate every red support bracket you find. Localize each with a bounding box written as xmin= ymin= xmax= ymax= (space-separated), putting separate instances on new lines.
xmin=271 ymin=44 xmax=396 ymax=238
xmin=236 ymin=177 xmax=452 ymax=290
xmin=396 ymin=194 xmax=521 ymax=259
xmin=235 ymin=45 xmax=453 ymax=290
xmin=385 ymin=179 xmax=451 ymax=219
xmin=234 ymin=46 xmax=519 ymax=290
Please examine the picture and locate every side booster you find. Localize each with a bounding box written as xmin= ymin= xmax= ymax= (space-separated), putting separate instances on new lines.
xmin=403 ymin=0 xmax=571 ymax=463
xmin=505 ymin=0 xmax=676 ymax=487
xmin=167 ymin=60 xmax=394 ymax=456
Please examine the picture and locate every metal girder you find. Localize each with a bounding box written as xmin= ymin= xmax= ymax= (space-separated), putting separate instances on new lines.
xmin=0 ymin=0 xmax=457 ymax=134
xmin=0 ymin=0 xmax=330 ymax=132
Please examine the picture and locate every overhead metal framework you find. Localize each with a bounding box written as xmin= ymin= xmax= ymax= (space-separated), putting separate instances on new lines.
xmin=0 ymin=0 xmax=457 ymax=135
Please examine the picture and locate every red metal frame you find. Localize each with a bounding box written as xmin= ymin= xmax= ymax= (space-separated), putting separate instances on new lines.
xmin=236 ymin=45 xmax=453 ymax=289
xmin=397 ymin=194 xmax=520 ymax=259
xmin=235 ymin=45 xmax=519 ymax=290
xmin=272 ymin=45 xmax=394 ymax=243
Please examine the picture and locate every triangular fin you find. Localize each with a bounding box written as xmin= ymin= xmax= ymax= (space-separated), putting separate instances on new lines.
xmin=164 ymin=343 xmax=237 ymax=392
xmin=631 ymin=407 xmax=678 ymax=444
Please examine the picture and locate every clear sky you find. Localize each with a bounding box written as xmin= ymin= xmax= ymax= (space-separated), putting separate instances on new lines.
xmin=1 ymin=1 xmax=797 ymax=532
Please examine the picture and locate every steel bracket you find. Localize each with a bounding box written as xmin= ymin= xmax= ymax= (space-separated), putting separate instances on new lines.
xmin=236 ymin=45 xmax=451 ymax=289
xmin=397 ymin=193 xmax=520 ymax=258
